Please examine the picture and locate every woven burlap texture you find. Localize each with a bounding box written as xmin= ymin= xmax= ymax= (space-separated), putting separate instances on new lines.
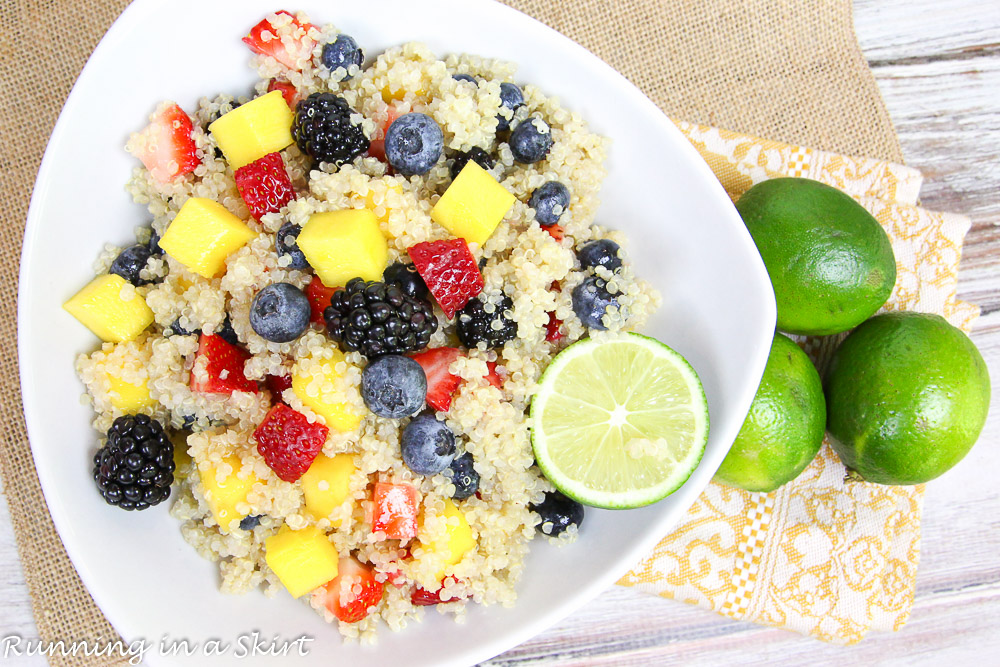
xmin=0 ymin=0 xmax=901 ymax=664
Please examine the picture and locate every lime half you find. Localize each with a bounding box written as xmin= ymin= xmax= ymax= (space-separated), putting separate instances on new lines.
xmin=531 ymin=333 xmax=709 ymax=509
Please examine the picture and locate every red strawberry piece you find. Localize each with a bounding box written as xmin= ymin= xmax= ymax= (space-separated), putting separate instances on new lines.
xmin=371 ymin=482 xmax=420 ymax=540
xmin=242 ymin=11 xmax=315 ymax=70
xmin=545 ymin=312 xmax=564 ymax=342
xmin=267 ymin=78 xmax=300 ymax=108
xmin=129 ymin=102 xmax=199 ymax=184
xmin=190 ymin=334 xmax=258 ymax=394
xmin=367 ymin=106 xmax=400 ymax=162
xmin=410 ymin=347 xmax=462 ymax=412
xmin=317 ymin=556 xmax=385 ymax=623
xmin=544 ymin=224 xmax=565 ymax=242
xmin=253 ymin=403 xmax=328 ymax=482
xmin=305 ymin=275 xmax=339 ymax=325
xmin=234 ymin=152 xmax=295 ymax=220
xmin=485 ymin=361 xmax=503 ymax=389
xmin=410 ymin=581 xmax=465 ymax=606
xmin=407 ymin=239 xmax=484 ymax=318
xmin=265 ymin=373 xmax=293 ymax=396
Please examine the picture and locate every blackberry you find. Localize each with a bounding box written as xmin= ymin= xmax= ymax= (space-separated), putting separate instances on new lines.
xmin=324 ymin=278 xmax=437 ymax=358
xmin=383 ymin=261 xmax=429 ymax=301
xmin=293 ymin=93 xmax=369 ymax=165
xmin=93 ymin=415 xmax=174 ymax=511
xmin=109 ymin=245 xmax=153 ymax=286
xmin=456 ymin=294 xmax=517 ymax=349
xmin=449 ymin=147 xmax=495 ymax=179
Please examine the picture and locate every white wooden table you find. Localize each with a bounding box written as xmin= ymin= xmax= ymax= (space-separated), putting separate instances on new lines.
xmin=3 ymin=0 xmax=998 ymax=663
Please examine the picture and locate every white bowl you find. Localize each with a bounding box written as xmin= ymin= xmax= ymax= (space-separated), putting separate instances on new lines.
xmin=17 ymin=0 xmax=775 ymax=664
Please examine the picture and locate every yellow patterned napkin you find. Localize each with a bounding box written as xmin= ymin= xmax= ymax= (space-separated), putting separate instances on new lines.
xmin=617 ymin=122 xmax=980 ymax=645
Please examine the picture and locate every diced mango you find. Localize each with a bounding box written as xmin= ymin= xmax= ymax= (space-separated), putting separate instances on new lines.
xmin=381 ymin=85 xmax=425 ymax=104
xmin=159 ymin=198 xmax=256 ymax=278
xmin=301 ymin=453 xmax=356 ymax=522
xmin=171 ymin=432 xmax=192 ymax=480
xmin=430 ymin=161 xmax=515 ymax=245
xmin=199 ymin=455 xmax=260 ymax=533
xmin=292 ymin=350 xmax=363 ymax=432
xmin=297 ymin=209 xmax=387 ymax=287
xmin=208 ymin=90 xmax=295 ymax=169
xmin=265 ymin=524 xmax=340 ymax=598
xmin=63 ymin=274 xmax=154 ymax=343
xmin=107 ymin=374 xmax=155 ymax=412
xmin=416 ymin=499 xmax=476 ymax=580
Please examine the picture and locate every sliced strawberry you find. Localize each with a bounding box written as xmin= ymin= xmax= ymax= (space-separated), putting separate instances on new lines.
xmin=411 ymin=581 xmax=466 ymax=606
xmin=234 ymin=152 xmax=295 ymax=220
xmin=267 ymin=78 xmax=300 ymax=108
xmin=242 ymin=11 xmax=315 ymax=71
xmin=190 ymin=334 xmax=257 ymax=394
xmin=410 ymin=347 xmax=462 ymax=412
xmin=485 ymin=361 xmax=503 ymax=389
xmin=317 ymin=556 xmax=385 ymax=623
xmin=253 ymin=403 xmax=328 ymax=482
xmin=544 ymin=224 xmax=565 ymax=242
xmin=407 ymin=239 xmax=484 ymax=318
xmin=372 ymin=482 xmax=420 ymax=540
xmin=127 ymin=102 xmax=199 ymax=184
xmin=265 ymin=373 xmax=293 ymax=396
xmin=305 ymin=275 xmax=339 ymax=325
xmin=366 ymin=106 xmax=400 ymax=162
xmin=545 ymin=312 xmax=564 ymax=342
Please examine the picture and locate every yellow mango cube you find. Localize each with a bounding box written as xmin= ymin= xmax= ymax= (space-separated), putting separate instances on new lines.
xmin=417 ymin=499 xmax=476 ymax=581
xmin=292 ymin=351 xmax=363 ymax=432
xmin=301 ymin=453 xmax=356 ymax=522
xmin=265 ymin=525 xmax=340 ymax=598
xmin=171 ymin=432 xmax=192 ymax=480
xmin=159 ymin=198 xmax=256 ymax=278
xmin=364 ymin=181 xmax=404 ymax=224
xmin=199 ymin=455 xmax=260 ymax=533
xmin=431 ymin=161 xmax=515 ymax=245
xmin=297 ymin=209 xmax=388 ymax=287
xmin=63 ymin=274 xmax=154 ymax=343
xmin=107 ymin=374 xmax=155 ymax=412
xmin=208 ymin=90 xmax=294 ymax=169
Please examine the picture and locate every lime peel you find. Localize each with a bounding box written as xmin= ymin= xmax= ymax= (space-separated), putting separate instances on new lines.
xmin=530 ymin=332 xmax=709 ymax=509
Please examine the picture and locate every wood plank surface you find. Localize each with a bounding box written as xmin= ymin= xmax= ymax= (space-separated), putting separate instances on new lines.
xmin=1 ymin=0 xmax=998 ymax=664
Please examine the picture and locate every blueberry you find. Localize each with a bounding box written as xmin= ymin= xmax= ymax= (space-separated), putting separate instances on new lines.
xmin=446 ymin=452 xmax=480 ymax=500
xmin=361 ymin=355 xmax=427 ymax=418
xmin=275 ymin=222 xmax=309 ymax=270
xmin=509 ymin=117 xmax=552 ymax=163
xmin=239 ymin=514 xmax=262 ymax=531
xmin=383 ymin=262 xmax=429 ymax=301
xmin=147 ymin=228 xmax=163 ymax=256
xmin=528 ymin=181 xmax=570 ymax=226
xmin=249 ymin=283 xmax=311 ymax=343
xmin=385 ymin=113 xmax=444 ymax=176
xmin=571 ymin=276 xmax=618 ymax=330
xmin=453 ymin=73 xmax=477 ymax=86
xmin=167 ymin=319 xmax=199 ymax=337
xmin=321 ymin=33 xmax=364 ymax=79
xmin=109 ymin=245 xmax=153 ymax=286
xmin=401 ymin=413 xmax=456 ymax=475
xmin=217 ymin=316 xmax=241 ymax=346
xmin=449 ymin=147 xmax=495 ymax=180
xmin=530 ymin=491 xmax=584 ymax=537
xmin=496 ymin=82 xmax=524 ymax=132
xmin=577 ymin=239 xmax=623 ymax=273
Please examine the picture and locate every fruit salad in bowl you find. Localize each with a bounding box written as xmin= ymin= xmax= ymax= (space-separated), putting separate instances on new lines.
xmin=60 ymin=8 xmax=701 ymax=641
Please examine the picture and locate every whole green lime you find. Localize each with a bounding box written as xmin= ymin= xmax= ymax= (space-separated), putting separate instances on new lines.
xmin=736 ymin=177 xmax=897 ymax=335
xmin=825 ymin=311 xmax=990 ymax=485
xmin=715 ymin=333 xmax=826 ymax=492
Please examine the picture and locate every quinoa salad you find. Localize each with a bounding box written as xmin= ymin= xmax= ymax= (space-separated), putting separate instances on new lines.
xmin=64 ymin=10 xmax=660 ymax=641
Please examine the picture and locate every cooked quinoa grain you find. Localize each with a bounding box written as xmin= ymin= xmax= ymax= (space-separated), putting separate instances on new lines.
xmin=72 ymin=9 xmax=660 ymax=642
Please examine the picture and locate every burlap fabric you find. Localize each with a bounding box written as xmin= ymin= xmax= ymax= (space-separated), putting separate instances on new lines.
xmin=0 ymin=0 xmax=902 ymax=663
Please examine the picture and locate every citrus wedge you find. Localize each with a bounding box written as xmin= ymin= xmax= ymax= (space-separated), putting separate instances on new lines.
xmin=531 ymin=333 xmax=709 ymax=509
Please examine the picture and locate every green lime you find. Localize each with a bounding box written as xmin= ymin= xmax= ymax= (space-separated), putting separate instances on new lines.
xmin=530 ymin=333 xmax=709 ymax=509
xmin=825 ymin=311 xmax=991 ymax=485
xmin=736 ymin=177 xmax=897 ymax=336
xmin=714 ymin=333 xmax=826 ymax=492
